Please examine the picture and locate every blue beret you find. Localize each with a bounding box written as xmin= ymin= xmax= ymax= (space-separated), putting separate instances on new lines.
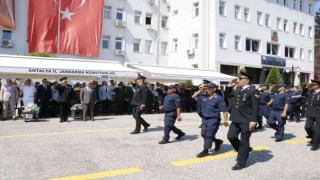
xmin=278 ymin=83 xmax=287 ymax=88
xmin=207 ymin=83 xmax=218 ymax=88
xmin=168 ymin=84 xmax=177 ymax=89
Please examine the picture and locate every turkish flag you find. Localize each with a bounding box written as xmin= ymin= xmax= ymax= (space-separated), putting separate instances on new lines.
xmin=28 ymin=0 xmax=104 ymax=57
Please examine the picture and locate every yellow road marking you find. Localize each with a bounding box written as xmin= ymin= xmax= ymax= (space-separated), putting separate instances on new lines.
xmin=0 ymin=123 xmax=199 ymax=139
xmin=49 ymin=167 xmax=142 ymax=180
xmin=285 ymin=138 xmax=311 ymax=145
xmin=171 ymin=146 xmax=271 ymax=167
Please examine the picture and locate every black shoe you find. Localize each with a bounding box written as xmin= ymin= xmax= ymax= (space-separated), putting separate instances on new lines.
xmin=130 ymin=131 xmax=140 ymax=134
xmin=158 ymin=140 xmax=169 ymax=144
xmin=198 ymin=125 xmax=202 ymax=128
xmin=143 ymin=124 xmax=150 ymax=131
xmin=306 ymin=136 xmax=312 ymax=138
xmin=311 ymin=146 xmax=319 ymax=151
xmin=275 ymin=138 xmax=283 ymax=142
xmin=249 ymin=147 xmax=253 ymax=152
xmin=214 ymin=140 xmax=223 ymax=151
xmin=196 ymin=150 xmax=209 ymax=158
xmin=296 ymin=119 xmax=300 ymax=122
xmin=175 ymin=132 xmax=185 ymax=140
xmin=232 ymin=163 xmax=245 ymax=170
xmin=60 ymin=120 xmax=63 ymax=123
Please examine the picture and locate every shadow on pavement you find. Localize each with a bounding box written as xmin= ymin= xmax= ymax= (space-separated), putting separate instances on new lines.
xmin=174 ymin=135 xmax=199 ymax=142
xmin=246 ymin=150 xmax=273 ymax=167
xmin=24 ymin=119 xmax=50 ymax=123
xmin=282 ymin=133 xmax=296 ymax=140
xmin=71 ymin=118 xmax=114 ymax=122
xmin=209 ymin=144 xmax=235 ymax=155
xmin=146 ymin=126 xmax=164 ymax=132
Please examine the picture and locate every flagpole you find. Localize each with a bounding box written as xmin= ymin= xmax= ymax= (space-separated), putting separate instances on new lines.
xmin=57 ymin=0 xmax=61 ymax=55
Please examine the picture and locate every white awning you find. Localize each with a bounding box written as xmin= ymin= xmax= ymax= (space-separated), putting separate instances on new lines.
xmin=0 ymin=55 xmax=139 ymax=80
xmin=126 ymin=63 xmax=237 ymax=82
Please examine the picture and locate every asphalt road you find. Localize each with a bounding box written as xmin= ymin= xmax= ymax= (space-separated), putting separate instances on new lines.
xmin=0 ymin=113 xmax=319 ymax=180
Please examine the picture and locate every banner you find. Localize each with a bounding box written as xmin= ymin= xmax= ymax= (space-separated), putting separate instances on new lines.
xmin=0 ymin=0 xmax=16 ymax=29
xmin=28 ymin=0 xmax=104 ymax=57
xmin=261 ymin=55 xmax=286 ymax=67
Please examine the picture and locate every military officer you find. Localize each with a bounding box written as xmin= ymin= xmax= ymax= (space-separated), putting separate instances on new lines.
xmin=289 ymin=86 xmax=303 ymax=122
xmin=305 ymin=80 xmax=320 ymax=151
xmin=55 ymin=77 xmax=73 ymax=123
xmin=130 ymin=74 xmax=151 ymax=134
xmin=196 ymin=83 xmax=229 ymax=158
xmin=227 ymin=72 xmax=260 ymax=170
xmin=258 ymin=84 xmax=272 ymax=129
xmin=158 ymin=85 xmax=185 ymax=144
xmin=192 ymin=79 xmax=210 ymax=128
xmin=267 ymin=83 xmax=290 ymax=142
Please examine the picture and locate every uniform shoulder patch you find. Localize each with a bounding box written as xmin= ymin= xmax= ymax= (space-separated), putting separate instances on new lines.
xmin=255 ymin=94 xmax=261 ymax=98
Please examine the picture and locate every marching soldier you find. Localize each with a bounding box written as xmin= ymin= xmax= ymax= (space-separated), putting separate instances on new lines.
xmin=192 ymin=79 xmax=210 ymax=128
xmin=305 ymin=80 xmax=320 ymax=151
xmin=158 ymin=85 xmax=185 ymax=144
xmin=55 ymin=77 xmax=73 ymax=123
xmin=196 ymin=83 xmax=229 ymax=158
xmin=258 ymin=84 xmax=272 ymax=129
xmin=267 ymin=83 xmax=290 ymax=142
xmin=130 ymin=74 xmax=151 ymax=134
xmin=289 ymin=86 xmax=303 ymax=122
xmin=227 ymin=72 xmax=260 ymax=170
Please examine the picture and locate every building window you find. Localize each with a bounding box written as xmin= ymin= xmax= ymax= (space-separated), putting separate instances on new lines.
xmin=300 ymin=0 xmax=303 ymax=11
xmin=145 ymin=40 xmax=152 ymax=54
xmin=102 ymin=35 xmax=110 ymax=49
xmin=2 ymin=30 xmax=12 ymax=40
xmin=309 ymin=26 xmax=313 ymax=38
xmin=161 ymin=42 xmax=168 ymax=55
xmin=134 ymin=11 xmax=142 ymax=24
xmin=192 ymin=64 xmax=198 ymax=69
xmin=300 ymin=48 xmax=304 ymax=60
xmin=162 ymin=16 xmax=168 ymax=28
xmin=293 ymin=0 xmax=296 ymax=9
xmin=300 ymin=24 xmax=304 ymax=36
xmin=104 ymin=6 xmax=112 ymax=19
xmin=265 ymin=14 xmax=270 ymax=27
xmin=257 ymin=12 xmax=263 ymax=25
xmin=309 ymin=50 xmax=313 ymax=61
xmin=115 ymin=37 xmax=123 ymax=50
xmin=293 ymin=22 xmax=298 ymax=34
xmin=193 ymin=2 xmax=199 ymax=17
xmin=219 ymin=33 xmax=226 ymax=48
xmin=309 ymin=3 xmax=312 ymax=14
xmin=277 ymin=17 xmax=282 ymax=30
xmin=246 ymin=38 xmax=260 ymax=52
xmin=234 ymin=5 xmax=241 ymax=20
xmin=219 ymin=1 xmax=226 ymax=16
xmin=284 ymin=19 xmax=288 ymax=32
xmin=244 ymin=8 xmax=250 ymax=22
xmin=193 ymin=33 xmax=199 ymax=49
xmin=173 ymin=38 xmax=178 ymax=52
xmin=146 ymin=13 xmax=152 ymax=25
xmin=116 ymin=9 xmax=124 ymax=20
xmin=235 ymin=35 xmax=241 ymax=50
xmin=267 ymin=43 xmax=279 ymax=55
xmin=133 ymin=39 xmax=141 ymax=52
xmin=285 ymin=46 xmax=295 ymax=58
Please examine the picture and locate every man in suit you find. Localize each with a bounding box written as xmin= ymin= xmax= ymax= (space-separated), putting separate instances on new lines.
xmin=99 ymin=81 xmax=111 ymax=115
xmin=130 ymin=74 xmax=151 ymax=134
xmin=227 ymin=72 xmax=260 ymax=170
xmin=80 ymin=81 xmax=97 ymax=121
xmin=124 ymin=82 xmax=135 ymax=115
xmin=55 ymin=77 xmax=73 ymax=123
xmin=0 ymin=79 xmax=19 ymax=120
xmin=36 ymin=79 xmax=52 ymax=118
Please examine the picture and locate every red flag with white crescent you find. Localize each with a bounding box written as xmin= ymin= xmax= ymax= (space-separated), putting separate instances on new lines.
xmin=28 ymin=0 xmax=104 ymax=57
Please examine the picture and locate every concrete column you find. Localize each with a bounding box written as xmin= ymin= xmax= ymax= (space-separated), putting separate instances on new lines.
xmin=294 ymin=72 xmax=300 ymax=86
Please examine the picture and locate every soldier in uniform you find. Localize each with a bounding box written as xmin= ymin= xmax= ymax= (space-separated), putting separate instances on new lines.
xmin=55 ymin=77 xmax=73 ymax=123
xmin=130 ymin=74 xmax=151 ymax=134
xmin=227 ymin=72 xmax=260 ymax=170
xmin=258 ymin=84 xmax=272 ymax=129
xmin=305 ymin=80 xmax=320 ymax=151
xmin=267 ymin=83 xmax=290 ymax=142
xmin=192 ymin=79 xmax=210 ymax=128
xmin=158 ymin=85 xmax=185 ymax=144
xmin=196 ymin=83 xmax=229 ymax=158
xmin=289 ymin=86 xmax=303 ymax=122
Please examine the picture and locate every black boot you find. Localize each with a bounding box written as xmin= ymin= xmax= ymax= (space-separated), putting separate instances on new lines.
xmin=196 ymin=149 xmax=209 ymax=158
xmin=175 ymin=132 xmax=185 ymax=140
xmin=214 ymin=139 xmax=223 ymax=151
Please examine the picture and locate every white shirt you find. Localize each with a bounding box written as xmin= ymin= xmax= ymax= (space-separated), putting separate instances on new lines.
xmin=241 ymin=85 xmax=250 ymax=91
xmin=21 ymin=85 xmax=36 ymax=99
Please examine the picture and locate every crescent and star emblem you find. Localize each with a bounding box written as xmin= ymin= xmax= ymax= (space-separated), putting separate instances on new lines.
xmin=53 ymin=0 xmax=87 ymax=21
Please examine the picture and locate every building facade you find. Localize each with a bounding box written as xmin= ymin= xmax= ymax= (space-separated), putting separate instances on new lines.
xmin=0 ymin=0 xmax=318 ymax=84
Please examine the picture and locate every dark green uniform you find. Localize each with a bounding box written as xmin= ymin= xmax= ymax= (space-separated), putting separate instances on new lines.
xmin=305 ymin=90 xmax=320 ymax=150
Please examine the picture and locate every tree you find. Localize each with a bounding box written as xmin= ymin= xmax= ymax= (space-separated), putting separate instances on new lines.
xmin=265 ymin=67 xmax=284 ymax=85
xmin=25 ymin=53 xmax=55 ymax=57
xmin=315 ymin=10 xmax=320 ymax=39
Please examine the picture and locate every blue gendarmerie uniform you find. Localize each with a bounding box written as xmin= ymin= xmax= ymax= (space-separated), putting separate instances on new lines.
xmin=199 ymin=94 xmax=227 ymax=149
xmin=289 ymin=90 xmax=303 ymax=121
xmin=162 ymin=93 xmax=183 ymax=141
xmin=259 ymin=91 xmax=272 ymax=125
xmin=267 ymin=91 xmax=291 ymax=140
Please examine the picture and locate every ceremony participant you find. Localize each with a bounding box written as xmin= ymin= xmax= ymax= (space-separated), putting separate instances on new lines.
xmin=192 ymin=79 xmax=210 ymax=128
xmin=227 ymin=72 xmax=260 ymax=170
xmin=258 ymin=84 xmax=272 ymax=129
xmin=36 ymin=79 xmax=52 ymax=118
xmin=289 ymin=86 xmax=303 ymax=122
xmin=21 ymin=79 xmax=36 ymax=119
xmin=99 ymin=81 xmax=111 ymax=115
xmin=55 ymin=77 xmax=73 ymax=123
xmin=267 ymin=83 xmax=290 ymax=142
xmin=0 ymin=79 xmax=19 ymax=120
xmin=305 ymin=80 xmax=320 ymax=151
xmin=50 ymin=82 xmax=59 ymax=117
xmin=80 ymin=81 xmax=97 ymax=122
xmin=130 ymin=74 xmax=151 ymax=134
xmin=196 ymin=83 xmax=228 ymax=158
xmin=158 ymin=85 xmax=185 ymax=144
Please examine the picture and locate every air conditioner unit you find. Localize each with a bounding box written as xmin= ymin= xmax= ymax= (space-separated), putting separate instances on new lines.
xmin=148 ymin=0 xmax=155 ymax=5
xmin=146 ymin=25 xmax=154 ymax=31
xmin=1 ymin=39 xmax=13 ymax=48
xmin=187 ymin=49 xmax=195 ymax=55
xmin=115 ymin=49 xmax=125 ymax=56
xmin=115 ymin=19 xmax=125 ymax=27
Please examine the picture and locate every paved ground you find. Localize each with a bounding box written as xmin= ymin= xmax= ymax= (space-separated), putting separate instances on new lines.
xmin=0 ymin=113 xmax=319 ymax=180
